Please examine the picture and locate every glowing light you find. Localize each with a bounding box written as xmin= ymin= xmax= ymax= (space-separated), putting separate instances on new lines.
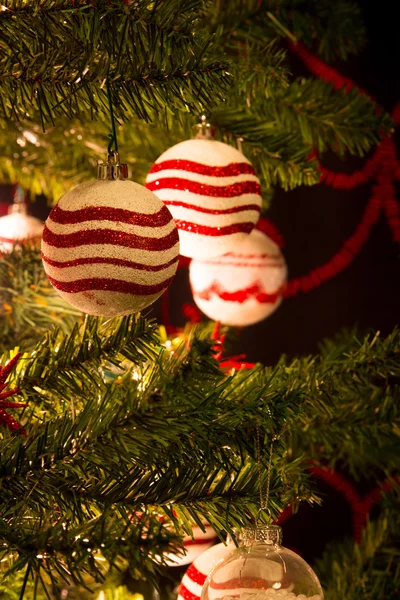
xmin=22 ymin=130 xmax=38 ymax=144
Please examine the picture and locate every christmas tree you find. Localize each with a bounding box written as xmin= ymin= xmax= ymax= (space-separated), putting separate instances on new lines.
xmin=0 ymin=1 xmax=399 ymax=599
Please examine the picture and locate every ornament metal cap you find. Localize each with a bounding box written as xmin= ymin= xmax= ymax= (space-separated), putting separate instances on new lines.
xmin=194 ymin=115 xmax=216 ymax=140
xmin=242 ymin=524 xmax=282 ymax=545
xmin=97 ymin=152 xmax=128 ymax=180
xmin=9 ymin=184 xmax=27 ymax=215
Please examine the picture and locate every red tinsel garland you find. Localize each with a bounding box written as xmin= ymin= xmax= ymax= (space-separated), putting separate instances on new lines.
xmin=283 ymin=192 xmax=383 ymax=297
xmin=281 ymin=44 xmax=400 ymax=295
xmin=275 ymin=466 xmax=399 ymax=544
xmin=288 ymin=41 xmax=378 ymax=103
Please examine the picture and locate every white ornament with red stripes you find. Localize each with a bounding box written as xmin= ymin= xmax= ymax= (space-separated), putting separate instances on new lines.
xmin=165 ymin=520 xmax=218 ymax=567
xmin=189 ymin=229 xmax=287 ymax=327
xmin=41 ymin=179 xmax=179 ymax=317
xmin=145 ymin=138 xmax=262 ymax=259
xmin=0 ymin=208 xmax=43 ymax=253
xmin=178 ymin=541 xmax=236 ymax=600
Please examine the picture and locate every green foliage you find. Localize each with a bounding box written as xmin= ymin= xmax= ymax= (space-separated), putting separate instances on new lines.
xmin=0 ymin=0 xmax=231 ymax=124
xmin=0 ymin=114 xmax=193 ymax=202
xmin=0 ymin=313 xmax=314 ymax=597
xmin=0 ymin=306 xmax=399 ymax=597
xmin=316 ymin=493 xmax=400 ymax=599
xmin=0 ymin=0 xmax=392 ymax=202
xmin=262 ymin=0 xmax=366 ymax=61
xmin=254 ymin=79 xmax=392 ymax=156
xmin=287 ymin=328 xmax=400 ymax=478
xmin=0 ymin=241 xmax=81 ymax=349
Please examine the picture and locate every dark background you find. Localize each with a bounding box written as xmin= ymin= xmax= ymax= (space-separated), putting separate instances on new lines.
xmin=0 ymin=3 xmax=399 ymax=568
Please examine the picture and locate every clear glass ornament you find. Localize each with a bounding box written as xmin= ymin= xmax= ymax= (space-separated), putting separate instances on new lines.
xmin=201 ymin=525 xmax=323 ymax=600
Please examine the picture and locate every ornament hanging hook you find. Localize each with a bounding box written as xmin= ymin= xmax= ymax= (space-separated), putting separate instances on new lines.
xmin=194 ymin=114 xmax=215 ymax=140
xmin=106 ymin=78 xmax=119 ymax=160
xmin=97 ymin=77 xmax=128 ymax=180
xmin=256 ymin=422 xmax=275 ymax=524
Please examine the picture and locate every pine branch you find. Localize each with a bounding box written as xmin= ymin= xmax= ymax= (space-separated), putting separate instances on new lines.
xmin=204 ymin=0 xmax=291 ymax=100
xmin=0 ymin=510 xmax=182 ymax=596
xmin=264 ymin=79 xmax=393 ymax=156
xmin=316 ymin=491 xmax=400 ymax=599
xmin=0 ymin=241 xmax=82 ymax=351
xmin=0 ymin=0 xmax=390 ymax=202
xmin=287 ymin=328 xmax=400 ymax=478
xmin=213 ymin=107 xmax=320 ymax=190
xmin=0 ymin=115 xmax=193 ymax=202
xmin=261 ymin=0 xmax=366 ymax=61
xmin=0 ymin=321 xmax=312 ymax=590
xmin=15 ymin=314 xmax=160 ymax=407
xmin=0 ymin=0 xmax=231 ymax=124
xmin=0 ymin=313 xmax=399 ymax=595
xmin=215 ymin=79 xmax=393 ymax=165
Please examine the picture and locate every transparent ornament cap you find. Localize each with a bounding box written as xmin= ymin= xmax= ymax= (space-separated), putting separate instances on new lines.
xmin=242 ymin=525 xmax=282 ymax=546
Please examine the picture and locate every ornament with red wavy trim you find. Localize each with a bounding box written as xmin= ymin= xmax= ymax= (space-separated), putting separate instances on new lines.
xmin=189 ymin=229 xmax=287 ymax=326
xmin=0 ymin=208 xmax=43 ymax=253
xmin=178 ymin=541 xmax=236 ymax=600
xmin=165 ymin=520 xmax=218 ymax=567
xmin=0 ymin=353 xmax=26 ymax=434
xmin=41 ymin=180 xmax=180 ymax=316
xmin=146 ymin=140 xmax=262 ymax=259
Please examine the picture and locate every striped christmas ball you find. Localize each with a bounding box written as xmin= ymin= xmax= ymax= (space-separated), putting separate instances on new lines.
xmin=145 ymin=139 xmax=262 ymax=259
xmin=189 ymin=229 xmax=287 ymax=326
xmin=0 ymin=211 xmax=43 ymax=253
xmin=165 ymin=520 xmax=218 ymax=567
xmin=41 ymin=179 xmax=179 ymax=317
xmin=178 ymin=541 xmax=235 ymax=600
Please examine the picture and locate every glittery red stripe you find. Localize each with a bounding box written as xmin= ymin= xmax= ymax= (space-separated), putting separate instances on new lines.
xmin=185 ymin=564 xmax=207 ymax=586
xmin=49 ymin=204 xmax=173 ymax=227
xmin=41 ymin=252 xmax=179 ymax=272
xmin=46 ymin=275 xmax=174 ymax=295
xmin=42 ymin=225 xmax=179 ymax=251
xmin=179 ymin=583 xmax=199 ymax=600
xmin=194 ymin=282 xmax=284 ymax=304
xmin=146 ymin=178 xmax=261 ymax=198
xmin=162 ymin=200 xmax=261 ymax=215
xmin=175 ymin=221 xmax=254 ymax=236
xmin=149 ymin=160 xmax=256 ymax=177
